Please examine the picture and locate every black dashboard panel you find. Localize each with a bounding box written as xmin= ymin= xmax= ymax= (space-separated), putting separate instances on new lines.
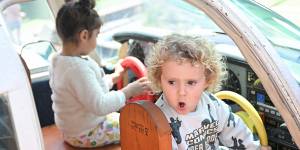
xmin=225 ymin=57 xmax=298 ymax=150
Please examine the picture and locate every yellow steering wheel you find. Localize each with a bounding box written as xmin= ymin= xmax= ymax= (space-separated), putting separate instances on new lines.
xmin=215 ymin=91 xmax=268 ymax=146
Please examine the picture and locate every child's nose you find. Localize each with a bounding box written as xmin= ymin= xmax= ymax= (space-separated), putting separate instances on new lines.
xmin=178 ymin=84 xmax=186 ymax=96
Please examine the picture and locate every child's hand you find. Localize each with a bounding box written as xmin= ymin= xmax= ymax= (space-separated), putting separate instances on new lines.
xmin=108 ymin=59 xmax=124 ymax=84
xmin=121 ymin=77 xmax=151 ymax=99
xmin=114 ymin=59 xmax=125 ymax=76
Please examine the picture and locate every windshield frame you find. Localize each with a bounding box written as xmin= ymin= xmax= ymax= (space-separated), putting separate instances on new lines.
xmin=187 ymin=0 xmax=300 ymax=147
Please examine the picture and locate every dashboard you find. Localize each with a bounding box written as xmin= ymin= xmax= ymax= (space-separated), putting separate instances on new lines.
xmin=224 ymin=57 xmax=297 ymax=150
xmin=212 ymin=34 xmax=297 ymax=149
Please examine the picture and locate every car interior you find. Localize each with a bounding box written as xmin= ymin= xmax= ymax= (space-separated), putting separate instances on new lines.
xmin=39 ymin=31 xmax=297 ymax=150
xmin=1 ymin=0 xmax=299 ymax=150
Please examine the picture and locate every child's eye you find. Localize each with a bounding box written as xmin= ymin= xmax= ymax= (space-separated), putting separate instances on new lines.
xmin=187 ymin=80 xmax=197 ymax=86
xmin=168 ymin=81 xmax=175 ymax=85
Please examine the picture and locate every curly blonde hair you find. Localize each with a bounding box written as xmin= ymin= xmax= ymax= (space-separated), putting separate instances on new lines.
xmin=146 ymin=34 xmax=227 ymax=93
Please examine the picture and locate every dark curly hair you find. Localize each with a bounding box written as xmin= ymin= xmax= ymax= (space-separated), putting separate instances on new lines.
xmin=56 ymin=0 xmax=102 ymax=43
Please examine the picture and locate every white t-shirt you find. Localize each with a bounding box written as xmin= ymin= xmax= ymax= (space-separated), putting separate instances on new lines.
xmin=49 ymin=54 xmax=125 ymax=136
xmin=155 ymin=91 xmax=260 ymax=150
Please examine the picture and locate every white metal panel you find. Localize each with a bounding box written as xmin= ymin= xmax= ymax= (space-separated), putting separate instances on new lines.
xmin=0 ymin=21 xmax=44 ymax=149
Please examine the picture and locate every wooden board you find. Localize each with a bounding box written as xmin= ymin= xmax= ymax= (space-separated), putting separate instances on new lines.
xmin=120 ymin=101 xmax=172 ymax=150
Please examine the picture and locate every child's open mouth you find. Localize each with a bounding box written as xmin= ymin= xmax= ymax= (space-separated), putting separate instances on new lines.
xmin=178 ymin=102 xmax=186 ymax=108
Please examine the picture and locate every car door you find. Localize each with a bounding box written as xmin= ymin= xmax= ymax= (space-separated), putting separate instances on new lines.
xmin=0 ymin=9 xmax=44 ymax=150
xmin=1 ymin=0 xmax=57 ymax=127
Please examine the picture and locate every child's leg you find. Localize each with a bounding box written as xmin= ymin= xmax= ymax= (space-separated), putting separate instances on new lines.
xmin=64 ymin=112 xmax=120 ymax=148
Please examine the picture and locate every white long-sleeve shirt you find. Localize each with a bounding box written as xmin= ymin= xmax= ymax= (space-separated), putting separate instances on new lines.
xmin=49 ymin=54 xmax=125 ymax=136
xmin=155 ymin=91 xmax=260 ymax=150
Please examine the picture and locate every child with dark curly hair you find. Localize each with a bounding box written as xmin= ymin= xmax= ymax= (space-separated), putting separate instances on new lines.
xmin=50 ymin=0 xmax=150 ymax=148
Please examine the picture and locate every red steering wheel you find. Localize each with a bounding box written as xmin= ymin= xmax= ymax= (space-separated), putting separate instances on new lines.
xmin=117 ymin=56 xmax=155 ymax=103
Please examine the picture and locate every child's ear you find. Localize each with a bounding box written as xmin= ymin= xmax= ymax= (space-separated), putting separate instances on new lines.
xmin=79 ymin=29 xmax=89 ymax=41
xmin=204 ymin=79 xmax=210 ymax=89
